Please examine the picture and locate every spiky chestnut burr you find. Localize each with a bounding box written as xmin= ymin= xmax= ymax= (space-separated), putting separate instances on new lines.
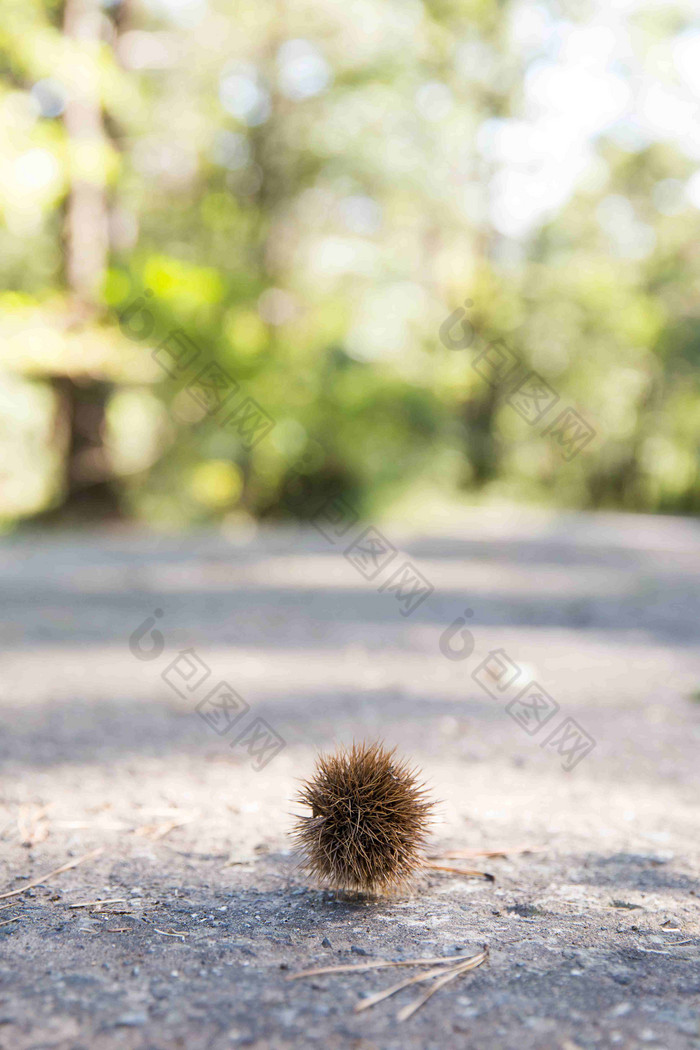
xmin=293 ymin=742 xmax=434 ymax=894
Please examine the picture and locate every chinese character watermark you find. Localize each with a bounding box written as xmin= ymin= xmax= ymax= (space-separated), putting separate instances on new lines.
xmin=117 ymin=287 xmax=275 ymax=450
xmin=127 ymin=610 xmax=285 ymax=771
xmin=439 ymin=300 xmax=597 ymax=462
xmin=469 ymin=643 xmax=595 ymax=771
xmin=285 ymin=464 xmax=437 ymax=620
xmin=344 ymin=527 xmax=398 ymax=581
xmin=438 ymin=609 xmax=596 ymax=771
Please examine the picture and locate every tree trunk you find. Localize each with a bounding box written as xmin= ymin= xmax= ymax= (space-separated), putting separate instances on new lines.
xmin=51 ymin=0 xmax=118 ymax=521
xmin=62 ymin=0 xmax=109 ymax=305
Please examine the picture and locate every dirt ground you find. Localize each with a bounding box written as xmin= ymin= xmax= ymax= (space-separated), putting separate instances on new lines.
xmin=1 ymin=507 xmax=699 ymax=1050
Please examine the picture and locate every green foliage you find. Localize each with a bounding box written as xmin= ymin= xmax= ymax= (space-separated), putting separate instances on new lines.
xmin=1 ymin=0 xmax=699 ymax=527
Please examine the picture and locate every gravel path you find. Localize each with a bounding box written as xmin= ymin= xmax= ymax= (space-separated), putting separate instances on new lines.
xmin=1 ymin=508 xmax=699 ymax=1049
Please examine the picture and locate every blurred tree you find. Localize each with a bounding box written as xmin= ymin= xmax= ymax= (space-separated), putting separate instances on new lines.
xmin=0 ymin=0 xmax=699 ymax=528
xmin=57 ymin=0 xmax=115 ymax=518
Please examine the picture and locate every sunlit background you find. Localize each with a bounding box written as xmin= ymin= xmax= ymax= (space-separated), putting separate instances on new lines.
xmin=2 ymin=0 xmax=700 ymax=530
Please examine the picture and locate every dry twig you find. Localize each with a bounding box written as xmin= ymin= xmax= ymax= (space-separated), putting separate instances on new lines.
xmin=290 ymin=945 xmax=489 ymax=1021
xmin=16 ymin=803 xmax=52 ymax=847
xmin=397 ymin=948 xmax=488 ymax=1021
xmin=69 ymin=898 xmax=127 ymax=909
xmin=133 ymin=818 xmax=193 ymax=841
xmin=423 ymin=863 xmax=494 ymax=881
xmin=355 ymin=961 xmax=464 ymax=1013
xmin=287 ymin=953 xmax=478 ymax=980
xmin=0 ymin=848 xmax=104 ymax=901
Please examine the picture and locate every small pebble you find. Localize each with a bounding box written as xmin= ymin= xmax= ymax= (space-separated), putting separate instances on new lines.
xmin=321 ymin=937 xmax=332 ymax=948
xmin=114 ymin=1013 xmax=147 ymax=1027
